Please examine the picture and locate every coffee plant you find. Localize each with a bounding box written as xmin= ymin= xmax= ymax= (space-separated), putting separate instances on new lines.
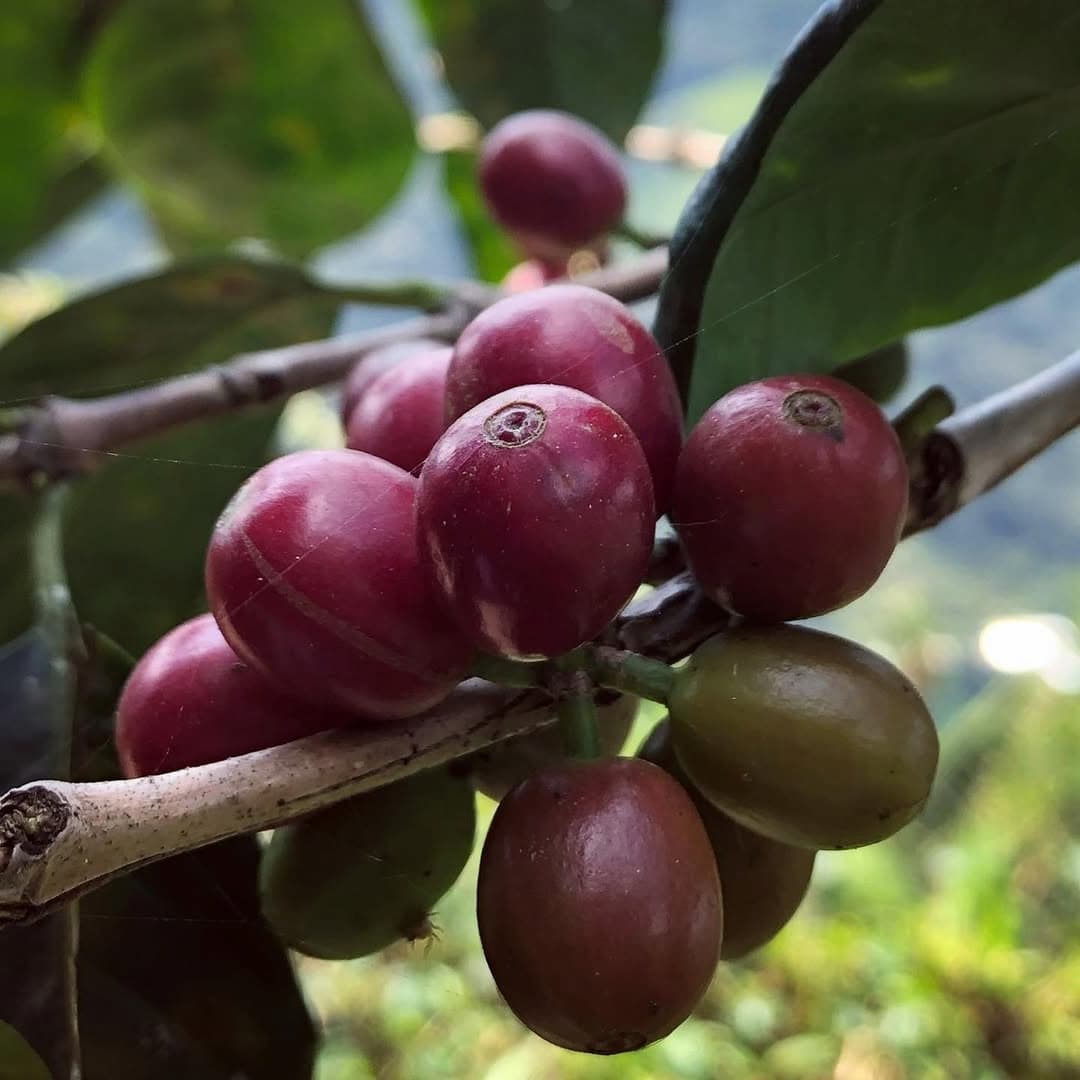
xmin=0 ymin=1 xmax=1078 ymax=1077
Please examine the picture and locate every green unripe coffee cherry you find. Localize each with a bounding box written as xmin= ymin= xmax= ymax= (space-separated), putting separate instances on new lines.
xmin=669 ymin=626 xmax=938 ymax=850
xmin=259 ymin=767 xmax=476 ymax=959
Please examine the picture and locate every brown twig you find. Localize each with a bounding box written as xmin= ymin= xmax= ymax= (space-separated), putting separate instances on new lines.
xmin=0 ymin=248 xmax=669 ymax=488
xmin=0 ymin=335 xmax=1077 ymax=927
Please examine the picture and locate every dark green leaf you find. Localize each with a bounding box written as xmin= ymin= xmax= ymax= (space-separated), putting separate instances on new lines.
xmin=84 ymin=0 xmax=415 ymax=258
xmin=0 ymin=255 xmax=338 ymax=402
xmin=443 ymin=150 xmax=518 ymax=282
xmin=80 ymin=838 xmax=316 ymax=1080
xmin=419 ymin=0 xmax=668 ymax=140
xmin=656 ymin=0 xmax=1080 ymax=421
xmin=0 ymin=1022 xmax=51 ymax=1080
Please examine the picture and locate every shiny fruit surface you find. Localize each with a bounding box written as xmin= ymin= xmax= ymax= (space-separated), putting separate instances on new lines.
xmin=260 ymin=768 xmax=476 ymax=959
xmin=417 ymin=384 xmax=654 ymax=659
xmin=479 ymin=109 xmax=627 ymax=260
xmin=638 ymin=719 xmax=815 ymax=959
xmin=344 ymin=346 xmax=451 ymax=473
xmin=477 ymin=758 xmax=722 ymax=1054
xmin=672 ymin=374 xmax=908 ymax=621
xmin=206 ymin=449 xmax=473 ymax=718
xmin=446 ymin=285 xmax=682 ymax=511
xmin=116 ymin=614 xmax=349 ymax=777
xmin=669 ymin=626 xmax=939 ymax=849
xmin=469 ymin=693 xmax=637 ymax=801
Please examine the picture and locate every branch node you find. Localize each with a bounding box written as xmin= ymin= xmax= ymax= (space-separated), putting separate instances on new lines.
xmin=0 ymin=786 xmax=71 ymax=871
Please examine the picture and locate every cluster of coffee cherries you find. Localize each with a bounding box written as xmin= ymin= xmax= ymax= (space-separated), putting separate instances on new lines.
xmin=114 ymin=110 xmax=939 ymax=1056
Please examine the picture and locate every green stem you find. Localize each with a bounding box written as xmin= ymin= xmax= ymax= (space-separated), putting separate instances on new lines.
xmin=554 ymin=651 xmax=600 ymax=760
xmin=583 ymin=646 xmax=675 ymax=705
xmin=893 ymin=385 xmax=955 ymax=456
xmin=469 ymin=652 xmax=548 ymax=688
xmin=332 ymin=279 xmax=452 ymax=313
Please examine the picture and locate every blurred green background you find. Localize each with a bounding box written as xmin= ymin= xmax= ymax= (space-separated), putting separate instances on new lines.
xmin=2 ymin=1 xmax=1078 ymax=1077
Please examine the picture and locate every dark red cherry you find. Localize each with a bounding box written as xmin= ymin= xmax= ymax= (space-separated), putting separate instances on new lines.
xmin=417 ymin=384 xmax=654 ymax=659
xmin=344 ymin=346 xmax=450 ymax=474
xmin=116 ymin=614 xmax=349 ymax=777
xmin=445 ymin=285 xmax=683 ymax=512
xmin=206 ymin=449 xmax=473 ymax=718
xmin=479 ymin=110 xmax=627 ymax=262
xmin=672 ymin=374 xmax=908 ymax=622
xmin=477 ymin=758 xmax=722 ymax=1054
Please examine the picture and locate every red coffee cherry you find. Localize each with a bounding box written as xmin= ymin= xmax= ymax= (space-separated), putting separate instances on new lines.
xmin=116 ymin=614 xmax=348 ymax=777
xmin=206 ymin=449 xmax=473 ymax=718
xmin=479 ymin=110 xmax=627 ymax=262
xmin=477 ymin=758 xmax=722 ymax=1055
xmin=344 ymin=346 xmax=450 ymax=474
xmin=340 ymin=338 xmax=444 ymax=423
xmin=672 ymin=374 xmax=908 ymax=622
xmin=417 ymin=384 xmax=654 ymax=659
xmin=445 ymin=285 xmax=683 ymax=512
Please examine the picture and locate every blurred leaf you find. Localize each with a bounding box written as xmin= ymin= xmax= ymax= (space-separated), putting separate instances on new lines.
xmin=80 ymin=838 xmax=317 ymax=1080
xmin=0 ymin=1022 xmax=51 ymax=1080
xmin=84 ymin=0 xmax=415 ymax=258
xmin=655 ymin=0 xmax=1080 ymax=421
xmin=0 ymin=4 xmax=89 ymax=264
xmin=0 ymin=255 xmax=340 ymax=401
xmin=443 ymin=150 xmax=518 ymax=282
xmin=419 ymin=0 xmax=668 ymax=140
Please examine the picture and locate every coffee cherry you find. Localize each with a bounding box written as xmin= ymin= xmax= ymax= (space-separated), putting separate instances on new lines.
xmin=344 ymin=346 xmax=450 ymax=473
xmin=469 ymin=693 xmax=637 ymax=801
xmin=672 ymin=374 xmax=908 ymax=622
xmin=340 ymin=338 xmax=444 ymax=423
xmin=477 ymin=758 xmax=722 ymax=1054
xmin=206 ymin=449 xmax=473 ymax=718
xmin=638 ymin=720 xmax=815 ymax=959
xmin=417 ymin=384 xmax=654 ymax=659
xmin=446 ymin=285 xmax=683 ymax=511
xmin=115 ymin=614 xmax=348 ymax=777
xmin=479 ymin=110 xmax=627 ymax=262
xmin=668 ymin=626 xmax=939 ymax=850
xmin=260 ymin=767 xmax=476 ymax=959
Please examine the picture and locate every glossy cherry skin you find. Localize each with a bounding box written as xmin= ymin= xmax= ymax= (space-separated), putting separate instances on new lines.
xmin=477 ymin=758 xmax=722 ymax=1055
xmin=339 ymin=338 xmax=444 ymax=423
xmin=344 ymin=346 xmax=451 ymax=473
xmin=206 ymin=449 xmax=474 ymax=718
xmin=116 ymin=614 xmax=350 ymax=777
xmin=417 ymin=384 xmax=654 ymax=659
xmin=446 ymin=285 xmax=683 ymax=512
xmin=479 ymin=110 xmax=627 ymax=261
xmin=672 ymin=374 xmax=908 ymax=622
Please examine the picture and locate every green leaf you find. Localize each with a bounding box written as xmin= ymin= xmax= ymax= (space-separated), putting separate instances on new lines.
xmin=419 ymin=0 xmax=668 ymax=140
xmin=655 ymin=0 xmax=1080 ymax=422
xmin=443 ymin=150 xmax=518 ymax=282
xmin=84 ymin=0 xmax=415 ymax=258
xmin=0 ymin=4 xmax=98 ymax=264
xmin=0 ymin=255 xmax=336 ymax=401
xmin=0 ymin=1022 xmax=51 ymax=1080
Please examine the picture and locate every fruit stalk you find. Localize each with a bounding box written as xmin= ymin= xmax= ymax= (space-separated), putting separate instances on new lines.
xmin=552 ymin=654 xmax=600 ymax=759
